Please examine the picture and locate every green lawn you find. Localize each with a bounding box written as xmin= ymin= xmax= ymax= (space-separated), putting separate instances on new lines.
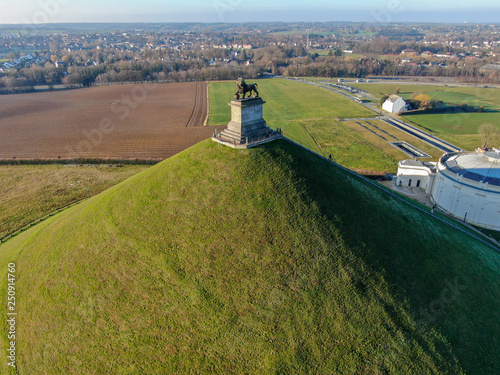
xmin=0 ymin=164 xmax=149 ymax=239
xmin=269 ymin=121 xmax=322 ymax=154
xmin=209 ymin=79 xmax=425 ymax=173
xmin=1 ymin=139 xmax=498 ymax=373
xmin=208 ymin=79 xmax=375 ymax=126
xmin=306 ymin=119 xmax=397 ymax=173
xmin=351 ymin=83 xmax=500 ymax=150
xmin=302 ymin=119 xmax=443 ymax=174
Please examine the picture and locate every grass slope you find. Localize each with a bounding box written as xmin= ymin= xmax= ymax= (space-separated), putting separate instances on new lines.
xmin=1 ymin=140 xmax=499 ymax=374
xmin=0 ymin=164 xmax=149 ymax=239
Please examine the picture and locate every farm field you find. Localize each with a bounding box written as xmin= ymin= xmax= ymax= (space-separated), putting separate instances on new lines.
xmin=0 ymin=81 xmax=213 ymax=160
xmin=351 ymin=82 xmax=500 ymax=150
xmin=0 ymin=164 xmax=149 ymax=239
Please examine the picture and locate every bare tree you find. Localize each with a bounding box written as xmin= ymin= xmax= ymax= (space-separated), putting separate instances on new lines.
xmin=479 ymin=123 xmax=499 ymax=149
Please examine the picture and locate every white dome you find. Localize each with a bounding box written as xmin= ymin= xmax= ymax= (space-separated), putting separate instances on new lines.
xmin=440 ymin=151 xmax=500 ymax=188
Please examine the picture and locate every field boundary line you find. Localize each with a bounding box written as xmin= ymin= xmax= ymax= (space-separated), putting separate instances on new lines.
xmin=204 ymin=81 xmax=209 ymax=126
xmin=0 ymin=159 xmax=159 ymax=165
xmin=185 ymin=82 xmax=199 ymax=127
xmin=186 ymin=82 xmax=207 ymax=128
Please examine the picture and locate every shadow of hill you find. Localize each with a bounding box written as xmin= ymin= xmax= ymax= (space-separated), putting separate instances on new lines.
xmin=260 ymin=140 xmax=500 ymax=375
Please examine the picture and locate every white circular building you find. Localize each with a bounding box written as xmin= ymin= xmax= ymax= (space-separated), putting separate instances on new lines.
xmin=397 ymin=150 xmax=500 ymax=231
xmin=432 ymin=151 xmax=500 ymax=230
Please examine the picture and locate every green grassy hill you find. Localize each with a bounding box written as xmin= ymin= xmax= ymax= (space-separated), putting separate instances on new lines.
xmin=1 ymin=139 xmax=499 ymax=374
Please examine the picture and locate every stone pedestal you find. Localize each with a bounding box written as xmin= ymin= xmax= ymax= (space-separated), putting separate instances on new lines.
xmin=219 ymin=97 xmax=271 ymax=144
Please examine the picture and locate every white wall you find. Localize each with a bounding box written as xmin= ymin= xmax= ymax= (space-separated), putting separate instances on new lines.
xmin=383 ymin=98 xmax=406 ymax=113
xmin=431 ymin=171 xmax=500 ymax=230
xmin=382 ymin=101 xmax=394 ymax=113
xmin=397 ymin=164 xmax=435 ymax=193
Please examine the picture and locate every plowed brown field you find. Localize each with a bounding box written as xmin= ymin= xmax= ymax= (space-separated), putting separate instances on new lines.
xmin=0 ymin=81 xmax=216 ymax=160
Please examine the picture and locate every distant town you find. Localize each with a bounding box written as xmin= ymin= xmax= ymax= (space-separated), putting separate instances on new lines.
xmin=1 ymin=22 xmax=500 ymax=92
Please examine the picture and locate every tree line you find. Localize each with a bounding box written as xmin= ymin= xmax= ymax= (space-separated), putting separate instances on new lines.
xmin=1 ymin=45 xmax=499 ymax=93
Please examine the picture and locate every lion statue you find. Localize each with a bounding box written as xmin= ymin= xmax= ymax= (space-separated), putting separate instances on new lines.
xmin=235 ymin=77 xmax=259 ymax=99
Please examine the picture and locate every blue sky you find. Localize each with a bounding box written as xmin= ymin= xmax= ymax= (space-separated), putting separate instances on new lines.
xmin=1 ymin=0 xmax=499 ymax=24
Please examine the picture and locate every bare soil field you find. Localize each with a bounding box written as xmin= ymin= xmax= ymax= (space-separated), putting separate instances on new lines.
xmin=0 ymin=81 xmax=214 ymax=160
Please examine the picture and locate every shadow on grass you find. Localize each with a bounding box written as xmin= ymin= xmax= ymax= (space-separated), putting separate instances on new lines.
xmin=402 ymin=107 xmax=499 ymax=116
xmin=260 ymin=140 xmax=500 ymax=375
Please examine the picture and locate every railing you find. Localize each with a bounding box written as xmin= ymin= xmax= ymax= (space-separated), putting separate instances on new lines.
xmin=213 ymin=129 xmax=283 ymax=148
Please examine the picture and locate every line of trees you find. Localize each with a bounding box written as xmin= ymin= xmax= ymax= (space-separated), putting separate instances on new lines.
xmin=1 ymin=45 xmax=499 ymax=93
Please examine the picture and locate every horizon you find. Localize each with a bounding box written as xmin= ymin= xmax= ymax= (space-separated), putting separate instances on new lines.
xmin=2 ymin=18 xmax=500 ymax=26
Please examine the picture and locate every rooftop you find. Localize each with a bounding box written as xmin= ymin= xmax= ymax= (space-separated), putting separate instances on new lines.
xmin=387 ymin=94 xmax=403 ymax=102
xmin=400 ymin=159 xmax=436 ymax=169
xmin=441 ymin=151 xmax=500 ymax=186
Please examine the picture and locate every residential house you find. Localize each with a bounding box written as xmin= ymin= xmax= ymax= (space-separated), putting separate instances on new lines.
xmin=382 ymin=95 xmax=407 ymax=113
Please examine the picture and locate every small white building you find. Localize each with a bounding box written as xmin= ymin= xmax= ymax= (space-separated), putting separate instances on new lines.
xmin=397 ymin=150 xmax=500 ymax=230
xmin=382 ymin=95 xmax=407 ymax=113
xmin=397 ymin=159 xmax=437 ymax=192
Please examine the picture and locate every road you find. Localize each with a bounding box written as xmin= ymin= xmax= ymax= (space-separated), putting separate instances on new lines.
xmin=281 ymin=77 xmax=462 ymax=154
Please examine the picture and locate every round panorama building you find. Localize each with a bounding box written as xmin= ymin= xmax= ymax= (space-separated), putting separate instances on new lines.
xmin=397 ymin=150 xmax=500 ymax=230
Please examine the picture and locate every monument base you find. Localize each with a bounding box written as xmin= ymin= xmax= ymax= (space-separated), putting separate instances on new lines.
xmin=213 ymin=96 xmax=281 ymax=148
xmin=212 ymin=133 xmax=283 ymax=149
xmin=219 ymin=125 xmax=272 ymax=144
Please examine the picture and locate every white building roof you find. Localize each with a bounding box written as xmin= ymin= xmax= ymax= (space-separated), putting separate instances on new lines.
xmin=440 ymin=151 xmax=500 ymax=186
xmin=400 ymin=159 xmax=436 ymax=169
xmin=387 ymin=95 xmax=403 ymax=103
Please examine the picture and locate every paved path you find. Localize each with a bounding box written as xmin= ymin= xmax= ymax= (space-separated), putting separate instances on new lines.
xmin=339 ymin=117 xmax=380 ymax=121
xmin=380 ymin=117 xmax=461 ymax=153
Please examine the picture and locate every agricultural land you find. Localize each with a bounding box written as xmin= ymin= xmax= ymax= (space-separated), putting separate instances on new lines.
xmin=0 ymin=81 xmax=212 ymax=160
xmin=0 ymin=164 xmax=149 ymax=240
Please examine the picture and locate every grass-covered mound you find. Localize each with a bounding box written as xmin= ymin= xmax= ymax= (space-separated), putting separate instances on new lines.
xmin=1 ymin=139 xmax=499 ymax=374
